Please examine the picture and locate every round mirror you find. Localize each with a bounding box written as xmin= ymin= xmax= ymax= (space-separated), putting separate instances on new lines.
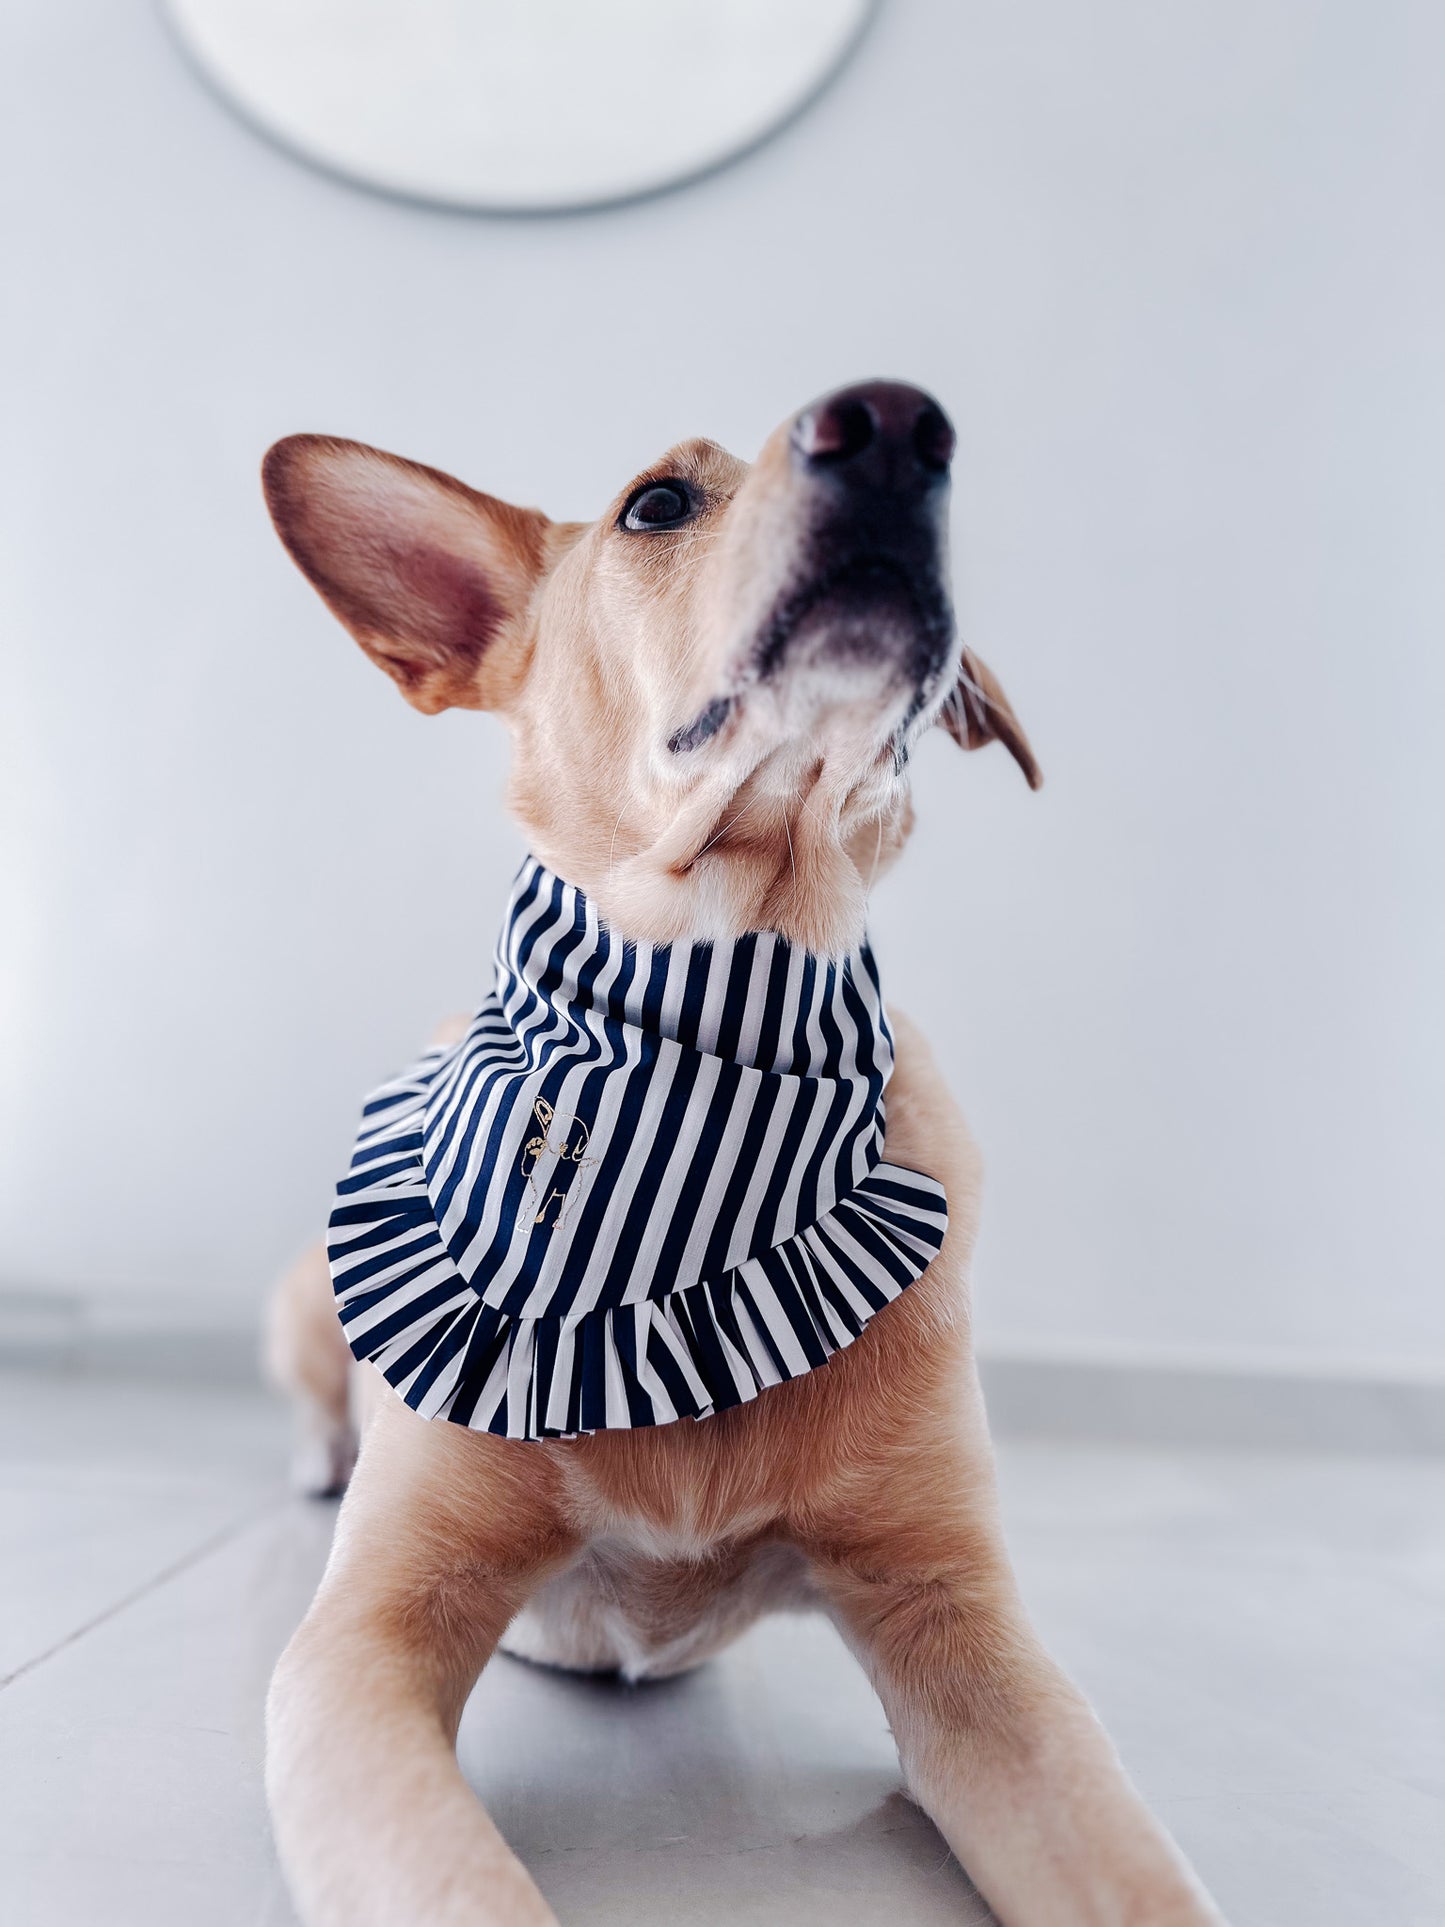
xmin=164 ymin=0 xmax=876 ymax=213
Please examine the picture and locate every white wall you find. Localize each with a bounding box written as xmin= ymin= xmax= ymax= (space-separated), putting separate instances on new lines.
xmin=3 ymin=0 xmax=1442 ymax=1361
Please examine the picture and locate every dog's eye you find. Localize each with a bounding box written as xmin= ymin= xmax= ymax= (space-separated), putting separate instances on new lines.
xmin=621 ymin=481 xmax=693 ymax=531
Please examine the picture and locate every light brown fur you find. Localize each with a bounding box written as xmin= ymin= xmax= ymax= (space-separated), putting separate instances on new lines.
xmin=261 ymin=386 xmax=1224 ymax=1925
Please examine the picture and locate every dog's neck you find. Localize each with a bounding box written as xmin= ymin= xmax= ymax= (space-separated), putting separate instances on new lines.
xmin=494 ymin=854 xmax=882 ymax=1059
xmin=518 ymin=757 xmax=914 ymax=958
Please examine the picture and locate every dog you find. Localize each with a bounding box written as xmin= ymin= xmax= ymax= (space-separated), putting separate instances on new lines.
xmin=260 ymin=381 xmax=1224 ymax=1926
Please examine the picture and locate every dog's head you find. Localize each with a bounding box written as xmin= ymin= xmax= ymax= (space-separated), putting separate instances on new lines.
xmin=262 ymin=380 xmax=1039 ymax=953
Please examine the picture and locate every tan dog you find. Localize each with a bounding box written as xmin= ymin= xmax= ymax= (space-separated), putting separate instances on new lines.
xmin=261 ymin=383 xmax=1223 ymax=1927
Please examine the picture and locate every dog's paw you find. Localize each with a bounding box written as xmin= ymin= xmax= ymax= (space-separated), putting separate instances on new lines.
xmin=290 ymin=1425 xmax=357 ymax=1500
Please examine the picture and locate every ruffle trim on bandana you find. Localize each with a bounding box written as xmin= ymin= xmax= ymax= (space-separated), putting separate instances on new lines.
xmin=327 ymin=1062 xmax=948 ymax=1442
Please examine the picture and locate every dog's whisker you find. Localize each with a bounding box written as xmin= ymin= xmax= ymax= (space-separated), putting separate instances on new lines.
xmin=867 ymin=812 xmax=885 ymax=893
xmin=606 ymin=801 xmax=629 ymax=884
xmin=688 ymin=793 xmax=760 ymax=865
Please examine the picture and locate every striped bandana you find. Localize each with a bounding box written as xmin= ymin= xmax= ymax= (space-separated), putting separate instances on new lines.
xmin=328 ymin=856 xmax=948 ymax=1440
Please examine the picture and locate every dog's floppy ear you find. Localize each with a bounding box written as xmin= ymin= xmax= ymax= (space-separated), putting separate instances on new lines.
xmin=939 ymin=647 xmax=1042 ymax=790
xmin=261 ymin=435 xmax=551 ymax=714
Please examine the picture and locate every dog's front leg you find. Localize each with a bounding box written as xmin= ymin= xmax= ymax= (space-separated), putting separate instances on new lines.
xmin=267 ymin=1389 xmax=577 ymax=1927
xmin=802 ymin=1399 xmax=1224 ymax=1927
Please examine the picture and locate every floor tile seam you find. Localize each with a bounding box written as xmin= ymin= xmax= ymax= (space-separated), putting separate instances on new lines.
xmin=0 ymin=1490 xmax=289 ymax=1691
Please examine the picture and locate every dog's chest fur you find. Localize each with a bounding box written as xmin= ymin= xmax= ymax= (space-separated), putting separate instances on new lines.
xmin=499 ymin=1516 xmax=816 ymax=1683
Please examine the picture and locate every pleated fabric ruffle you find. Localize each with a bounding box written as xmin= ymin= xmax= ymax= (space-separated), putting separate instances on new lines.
xmin=328 ymin=1051 xmax=948 ymax=1441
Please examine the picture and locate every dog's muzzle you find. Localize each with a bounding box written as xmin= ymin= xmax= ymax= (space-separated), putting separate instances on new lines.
xmin=756 ymin=380 xmax=956 ymax=690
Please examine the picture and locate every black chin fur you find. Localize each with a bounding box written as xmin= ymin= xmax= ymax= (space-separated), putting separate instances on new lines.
xmin=754 ymin=554 xmax=954 ymax=691
xmin=667 ymin=695 xmax=733 ymax=755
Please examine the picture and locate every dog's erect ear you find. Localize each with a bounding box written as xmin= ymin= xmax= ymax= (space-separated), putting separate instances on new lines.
xmin=939 ymin=647 xmax=1042 ymax=790
xmin=261 ymin=435 xmax=551 ymax=714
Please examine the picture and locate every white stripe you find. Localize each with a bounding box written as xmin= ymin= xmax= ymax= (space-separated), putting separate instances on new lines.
xmin=613 ymin=1047 xmax=724 ymax=1306
xmin=731 ymin=1289 xmax=785 ymax=1388
xmin=736 ymin=1265 xmax=814 ymax=1377
xmin=735 ymin=934 xmax=774 ymax=1066
xmin=692 ymin=938 xmax=735 ymax=1057
xmin=722 ymin=1074 xmax=801 ymax=1269
xmin=603 ymin=1318 xmax=630 ymax=1427
xmin=503 ymin=1320 xmax=536 ymax=1440
xmin=632 ymin=1305 xmax=678 ymax=1422
xmin=411 ymin=1324 xmax=473 ymax=1420
xmin=668 ymin=1059 xmax=765 ymax=1286
xmin=462 ymin=1340 xmax=512 ymax=1433
xmin=543 ymin=1321 xmax=577 ymax=1434
xmin=558 ymin=1038 xmax=682 ymax=1317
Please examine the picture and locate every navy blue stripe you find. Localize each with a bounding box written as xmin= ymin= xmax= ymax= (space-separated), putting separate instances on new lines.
xmin=594 ymin=1046 xmax=703 ymax=1306
xmin=670 ymin=943 xmax=715 ymax=1052
xmin=343 ymin=1268 xmax=469 ymax=1353
xmin=389 ymin=1301 xmax=476 ymax=1397
xmin=712 ymin=934 xmax=759 ymax=1063
xmin=644 ymin=1326 xmax=701 ymax=1418
xmin=647 ymin=1056 xmax=746 ymax=1288
xmin=786 ymin=951 xmax=820 ymax=1076
xmin=700 ymin=1071 xmax=782 ymax=1278
xmin=752 ymin=939 xmax=791 ymax=1073
xmin=791 ymin=977 xmax=850 ymax=1230
xmin=753 ymin=1072 xmax=821 ymax=1251
xmin=329 ymin=1230 xmax=443 ymax=1296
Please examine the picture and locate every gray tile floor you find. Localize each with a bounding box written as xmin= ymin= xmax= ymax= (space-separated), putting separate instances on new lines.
xmin=0 ymin=1370 xmax=1440 ymax=1926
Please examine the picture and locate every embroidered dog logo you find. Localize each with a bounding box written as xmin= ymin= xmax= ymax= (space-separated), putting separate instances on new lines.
xmin=519 ymin=1097 xmax=596 ymax=1230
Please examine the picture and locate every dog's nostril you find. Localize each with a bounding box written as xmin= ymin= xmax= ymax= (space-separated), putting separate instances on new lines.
xmin=913 ymin=402 xmax=956 ymax=474
xmin=793 ymin=398 xmax=876 ymax=466
xmin=792 ymin=381 xmax=954 ymax=486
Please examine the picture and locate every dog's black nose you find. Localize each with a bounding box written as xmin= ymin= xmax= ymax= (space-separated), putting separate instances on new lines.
xmin=791 ymin=380 xmax=955 ymax=486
